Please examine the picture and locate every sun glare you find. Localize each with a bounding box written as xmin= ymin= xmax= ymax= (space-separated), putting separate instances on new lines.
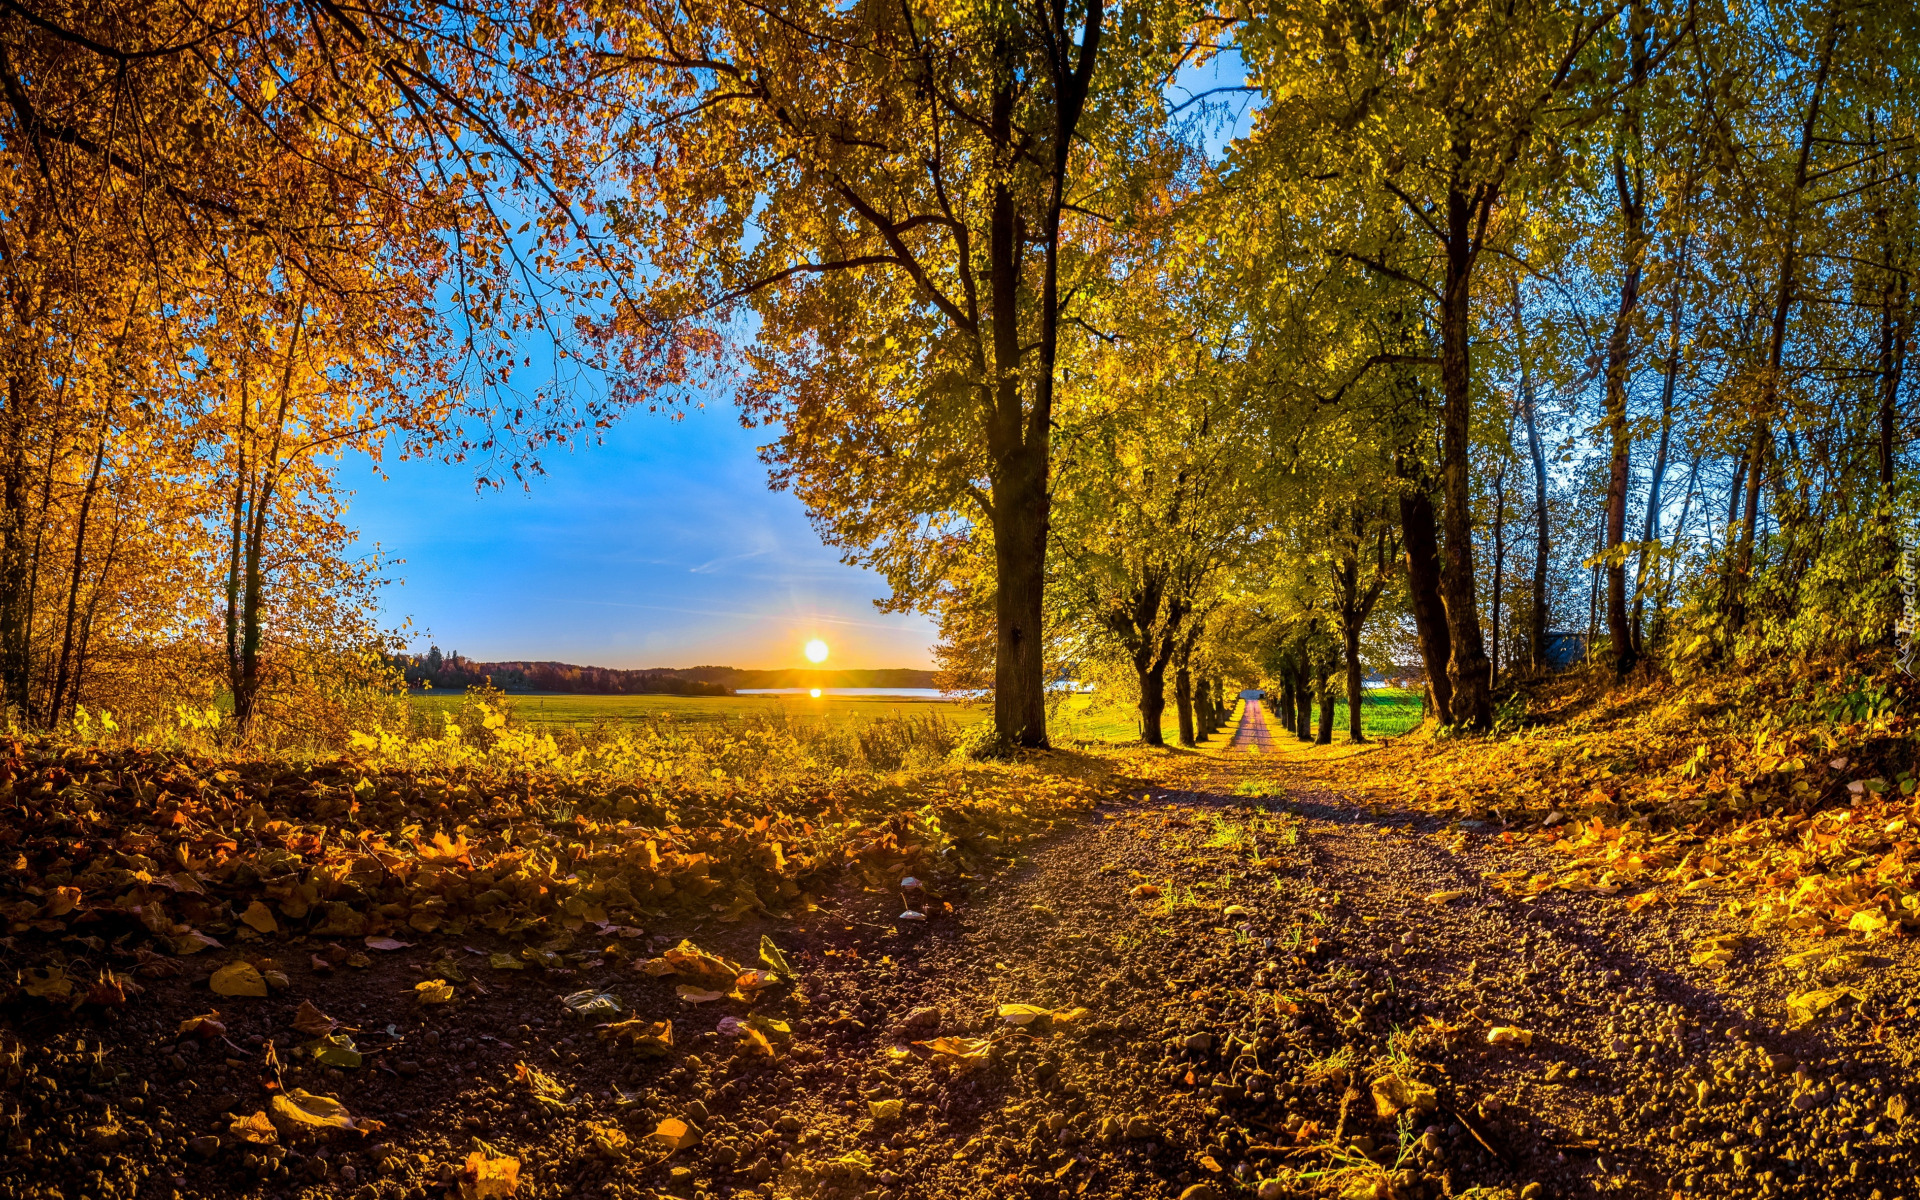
xmin=809 ymin=687 xmax=822 ymax=698
xmin=804 ymin=638 xmax=829 ymax=663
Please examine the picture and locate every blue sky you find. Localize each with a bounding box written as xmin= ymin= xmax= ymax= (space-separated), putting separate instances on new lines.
xmin=344 ymin=407 xmax=939 ymax=670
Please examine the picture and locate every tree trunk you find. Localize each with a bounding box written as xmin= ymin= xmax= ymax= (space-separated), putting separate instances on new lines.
xmin=990 ymin=481 xmax=1050 ymax=747
xmin=0 ymin=376 xmax=33 ymax=721
xmin=51 ymin=408 xmax=111 ymax=723
xmin=1137 ymin=658 xmax=1167 ymax=747
xmin=1631 ymin=231 xmax=1690 ymax=644
xmin=1726 ymin=12 xmax=1838 ymax=633
xmin=1315 ymin=675 xmax=1334 ymax=745
xmin=1439 ymin=175 xmax=1494 ymax=730
xmin=1511 ymin=285 xmax=1552 ymax=675
xmin=1295 ymin=674 xmax=1313 ymax=743
xmin=1601 ymin=17 xmax=1649 ymax=679
xmin=1174 ymin=660 xmax=1196 ymax=747
xmin=1398 ymin=487 xmax=1453 ymax=723
xmin=1277 ymin=673 xmax=1295 ymax=734
xmin=1490 ymin=430 xmax=1509 ymax=691
xmin=1344 ymin=625 xmax=1366 ymax=744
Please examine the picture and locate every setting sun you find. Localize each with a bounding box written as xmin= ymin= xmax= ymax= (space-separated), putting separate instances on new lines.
xmin=804 ymin=638 xmax=829 ymax=663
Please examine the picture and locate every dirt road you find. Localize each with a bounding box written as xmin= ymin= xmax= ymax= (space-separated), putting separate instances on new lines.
xmin=10 ymin=753 xmax=1919 ymax=1200
xmin=1227 ymin=698 xmax=1276 ymax=753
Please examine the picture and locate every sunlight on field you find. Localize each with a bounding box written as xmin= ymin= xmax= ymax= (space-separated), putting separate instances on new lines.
xmin=408 ymin=690 xmax=991 ymax=731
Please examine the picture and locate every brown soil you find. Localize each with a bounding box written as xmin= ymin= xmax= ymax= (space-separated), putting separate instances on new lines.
xmin=6 ymin=753 xmax=1919 ymax=1200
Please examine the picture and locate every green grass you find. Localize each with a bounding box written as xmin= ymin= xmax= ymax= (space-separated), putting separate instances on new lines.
xmin=409 ymin=690 xmax=992 ymax=731
xmin=1051 ymin=686 xmax=1425 ymax=745
xmin=413 ymin=684 xmax=1423 ymax=745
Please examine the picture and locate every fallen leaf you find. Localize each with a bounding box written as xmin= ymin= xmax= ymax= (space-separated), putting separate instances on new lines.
xmin=270 ymin=1089 xmax=381 ymax=1135
xmin=585 ymin=1121 xmax=629 ymax=1159
xmin=1849 ymin=909 xmax=1890 ymax=936
xmin=1129 ymin=884 xmax=1162 ymax=900
xmin=676 ymin=985 xmax=724 ymax=1004
xmin=513 ymin=1061 xmax=571 ymax=1108
xmin=364 ymin=936 xmax=411 ymax=952
xmin=457 ymin=1151 xmax=521 ymax=1199
xmin=291 ymin=1000 xmax=336 ymax=1036
xmin=210 ymin=961 xmax=268 ymax=998
xmin=1486 ymin=1026 xmax=1534 ymax=1047
xmin=999 ymin=1003 xmax=1051 ymax=1026
xmin=1223 ymin=905 xmax=1249 ymax=917
xmin=415 ymin=980 xmax=455 ymax=1005
xmin=21 ymin=966 xmax=73 ymax=1002
xmin=229 ymin=1111 xmax=279 ymax=1144
xmin=488 ymin=953 xmax=525 ymax=971
xmin=916 ymin=1036 xmax=993 ymax=1064
xmin=561 ymin=990 xmax=623 ymax=1018
xmin=651 ymin=1117 xmax=701 ymax=1152
xmin=746 ymin=1013 xmax=792 ymax=1044
xmin=45 ymin=886 xmax=80 ymax=917
xmin=174 ymin=930 xmax=221 ymax=955
xmin=1425 ymin=890 xmax=1470 ymax=904
xmin=178 ymin=1011 xmax=226 ymax=1038
xmin=868 ymin=1098 xmax=903 ymax=1122
xmin=599 ymin=1018 xmax=674 ymax=1057
xmin=306 ymin=1033 xmax=363 ymax=1068
xmin=662 ymin=939 xmax=744 ymax=985
xmin=733 ymin=968 xmax=780 ymax=992
xmin=1787 ymin=986 xmax=1863 ymax=1026
xmin=239 ymin=901 xmax=279 ymax=934
xmin=759 ymin=935 xmax=796 ymax=979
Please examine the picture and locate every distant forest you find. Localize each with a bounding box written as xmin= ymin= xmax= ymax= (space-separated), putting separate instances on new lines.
xmin=398 ymin=648 xmax=936 ymax=695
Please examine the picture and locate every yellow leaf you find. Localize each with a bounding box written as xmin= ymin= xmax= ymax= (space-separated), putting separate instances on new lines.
xmin=999 ymin=1003 xmax=1051 ymax=1026
xmin=916 ymin=1036 xmax=993 ymax=1063
xmin=1425 ymin=890 xmax=1469 ymax=904
xmin=239 ymin=901 xmax=279 ymax=934
xmin=457 ymin=1151 xmax=521 ymax=1199
xmin=415 ymin=979 xmax=455 ymax=1004
xmin=1050 ymin=1006 xmax=1089 ymax=1026
xmin=229 ymin=1111 xmax=278 ymax=1144
xmin=1486 ymin=1026 xmax=1533 ymax=1047
xmin=1849 ymin=909 xmax=1889 ymax=935
xmin=270 ymin=1089 xmax=380 ymax=1135
xmin=661 ymin=939 xmax=744 ymax=984
xmin=210 ymin=962 xmax=268 ymax=998
xmin=599 ymin=1019 xmax=674 ymax=1057
xmin=868 ymin=1098 xmax=903 ymax=1122
xmin=1129 ymin=884 xmax=1162 ymax=899
xmin=676 ymin=985 xmax=724 ymax=1003
xmin=651 ymin=1117 xmax=701 ymax=1152
xmin=45 ymin=886 xmax=80 ymax=917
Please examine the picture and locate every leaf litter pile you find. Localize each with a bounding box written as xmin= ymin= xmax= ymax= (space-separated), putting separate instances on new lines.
xmin=6 ymin=667 xmax=1920 ymax=1200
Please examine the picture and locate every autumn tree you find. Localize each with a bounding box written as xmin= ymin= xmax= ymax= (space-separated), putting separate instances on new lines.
xmin=587 ymin=0 xmax=1204 ymax=747
xmin=1238 ymin=0 xmax=1622 ymax=728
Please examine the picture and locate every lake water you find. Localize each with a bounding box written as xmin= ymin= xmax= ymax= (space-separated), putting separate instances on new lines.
xmin=737 ymin=687 xmax=948 ymax=698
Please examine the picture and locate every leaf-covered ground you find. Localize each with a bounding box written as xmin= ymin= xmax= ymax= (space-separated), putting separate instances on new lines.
xmin=4 ymin=674 xmax=1919 ymax=1200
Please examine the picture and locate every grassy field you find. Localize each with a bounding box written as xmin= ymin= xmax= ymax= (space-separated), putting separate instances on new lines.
xmin=1051 ymin=687 xmax=1426 ymax=745
xmin=412 ymin=686 xmax=1424 ymax=745
xmin=410 ymin=689 xmax=993 ymax=731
